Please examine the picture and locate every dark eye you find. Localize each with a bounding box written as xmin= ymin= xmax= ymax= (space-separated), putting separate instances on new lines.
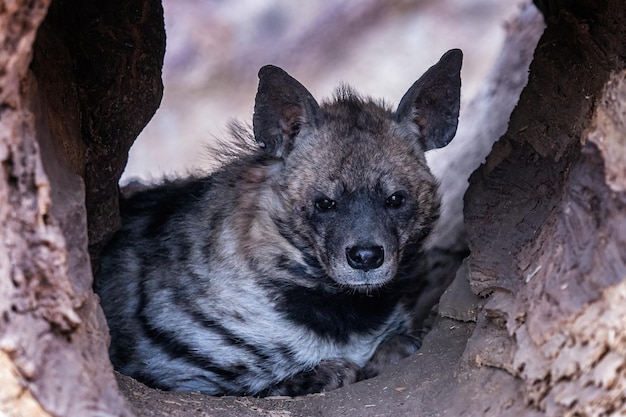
xmin=315 ymin=197 xmax=337 ymax=211
xmin=385 ymin=192 xmax=406 ymax=208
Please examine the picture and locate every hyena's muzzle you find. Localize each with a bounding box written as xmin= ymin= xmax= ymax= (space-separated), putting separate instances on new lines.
xmin=318 ymin=192 xmax=401 ymax=289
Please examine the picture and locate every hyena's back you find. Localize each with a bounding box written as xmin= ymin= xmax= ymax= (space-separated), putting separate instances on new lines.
xmin=97 ymin=49 xmax=462 ymax=396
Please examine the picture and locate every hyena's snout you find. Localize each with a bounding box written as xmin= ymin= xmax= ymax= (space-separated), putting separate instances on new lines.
xmin=323 ymin=198 xmax=400 ymax=287
xmin=325 ymin=236 xmax=397 ymax=287
xmin=346 ymin=245 xmax=384 ymax=271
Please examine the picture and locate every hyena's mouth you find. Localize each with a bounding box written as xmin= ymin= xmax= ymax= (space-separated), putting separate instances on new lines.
xmin=326 ymin=247 xmax=398 ymax=290
xmin=318 ymin=242 xmax=400 ymax=290
xmin=334 ymin=268 xmax=396 ymax=290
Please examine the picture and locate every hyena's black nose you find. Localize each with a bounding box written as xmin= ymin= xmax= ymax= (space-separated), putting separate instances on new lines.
xmin=346 ymin=246 xmax=384 ymax=271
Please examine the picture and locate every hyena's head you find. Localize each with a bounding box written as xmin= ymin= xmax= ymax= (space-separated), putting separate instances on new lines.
xmin=253 ymin=50 xmax=462 ymax=290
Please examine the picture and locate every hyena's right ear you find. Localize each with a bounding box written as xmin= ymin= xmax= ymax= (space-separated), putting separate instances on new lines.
xmin=396 ymin=49 xmax=462 ymax=151
xmin=253 ymin=65 xmax=322 ymax=158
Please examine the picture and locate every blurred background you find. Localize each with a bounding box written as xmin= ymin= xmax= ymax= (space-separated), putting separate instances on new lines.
xmin=122 ymin=0 xmax=524 ymax=183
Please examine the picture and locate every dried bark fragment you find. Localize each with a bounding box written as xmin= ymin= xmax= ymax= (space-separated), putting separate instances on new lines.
xmin=0 ymin=0 xmax=131 ymax=415
xmin=588 ymin=71 xmax=626 ymax=192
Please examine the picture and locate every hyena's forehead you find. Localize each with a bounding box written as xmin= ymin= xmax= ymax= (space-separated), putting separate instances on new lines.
xmin=291 ymin=128 xmax=433 ymax=197
xmin=318 ymin=118 xmax=429 ymax=172
xmin=317 ymin=95 xmax=427 ymax=159
xmin=283 ymin=90 xmax=436 ymax=195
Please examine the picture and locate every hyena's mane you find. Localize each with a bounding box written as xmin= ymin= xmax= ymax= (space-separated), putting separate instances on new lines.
xmin=119 ymin=122 xmax=261 ymax=214
xmin=205 ymin=121 xmax=263 ymax=167
xmin=325 ymin=84 xmax=392 ymax=109
xmin=321 ymin=84 xmax=395 ymax=130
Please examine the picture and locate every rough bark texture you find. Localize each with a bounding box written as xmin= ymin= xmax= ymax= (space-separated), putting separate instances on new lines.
xmin=0 ymin=3 xmax=58 ymax=416
xmin=39 ymin=0 xmax=166 ymax=271
xmin=463 ymin=0 xmax=626 ymax=415
xmin=2 ymin=0 xmax=626 ymax=416
xmin=1 ymin=1 xmax=164 ymax=416
xmin=0 ymin=1 xmax=125 ymax=416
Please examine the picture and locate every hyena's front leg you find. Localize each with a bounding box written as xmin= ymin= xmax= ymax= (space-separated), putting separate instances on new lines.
xmin=359 ymin=334 xmax=421 ymax=380
xmin=265 ymin=358 xmax=361 ymax=397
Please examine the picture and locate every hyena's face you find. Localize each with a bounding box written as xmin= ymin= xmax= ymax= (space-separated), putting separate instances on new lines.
xmin=278 ymin=107 xmax=441 ymax=289
xmin=253 ymin=50 xmax=462 ymax=289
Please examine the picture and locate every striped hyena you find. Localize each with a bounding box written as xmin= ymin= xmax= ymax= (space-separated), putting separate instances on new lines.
xmin=96 ymin=49 xmax=462 ymax=396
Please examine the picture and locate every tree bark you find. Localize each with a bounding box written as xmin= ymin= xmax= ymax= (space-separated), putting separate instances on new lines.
xmin=463 ymin=1 xmax=626 ymax=414
xmin=1 ymin=1 xmax=164 ymax=416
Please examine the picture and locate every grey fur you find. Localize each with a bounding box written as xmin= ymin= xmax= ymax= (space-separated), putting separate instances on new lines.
xmin=96 ymin=49 xmax=462 ymax=397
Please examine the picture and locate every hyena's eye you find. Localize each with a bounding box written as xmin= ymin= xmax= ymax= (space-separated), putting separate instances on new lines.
xmin=315 ymin=197 xmax=337 ymax=211
xmin=385 ymin=192 xmax=406 ymax=208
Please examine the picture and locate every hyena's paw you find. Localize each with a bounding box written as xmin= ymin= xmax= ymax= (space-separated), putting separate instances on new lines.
xmin=265 ymin=358 xmax=360 ymax=397
xmin=359 ymin=334 xmax=421 ymax=380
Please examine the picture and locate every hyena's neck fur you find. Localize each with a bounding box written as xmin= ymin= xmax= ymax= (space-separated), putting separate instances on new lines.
xmin=210 ymin=153 xmax=320 ymax=286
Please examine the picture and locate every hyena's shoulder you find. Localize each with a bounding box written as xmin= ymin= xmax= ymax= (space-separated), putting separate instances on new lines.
xmin=116 ymin=160 xmax=258 ymax=233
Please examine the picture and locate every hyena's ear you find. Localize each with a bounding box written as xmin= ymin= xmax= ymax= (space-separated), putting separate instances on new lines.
xmin=253 ymin=65 xmax=321 ymax=158
xmin=395 ymin=49 xmax=462 ymax=151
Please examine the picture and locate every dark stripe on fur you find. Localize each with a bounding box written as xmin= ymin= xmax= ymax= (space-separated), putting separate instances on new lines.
xmin=136 ymin=279 xmax=246 ymax=384
xmin=270 ymin=282 xmax=400 ymax=342
xmin=171 ymin=290 xmax=280 ymax=370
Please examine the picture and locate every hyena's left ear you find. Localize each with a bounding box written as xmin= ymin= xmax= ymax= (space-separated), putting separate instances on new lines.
xmin=253 ymin=65 xmax=322 ymax=158
xmin=395 ymin=49 xmax=462 ymax=151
